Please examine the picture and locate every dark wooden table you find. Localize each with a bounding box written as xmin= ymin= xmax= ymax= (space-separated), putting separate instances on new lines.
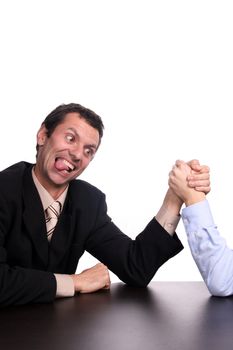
xmin=0 ymin=282 xmax=233 ymax=350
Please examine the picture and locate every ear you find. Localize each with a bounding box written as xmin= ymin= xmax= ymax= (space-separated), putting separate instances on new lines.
xmin=37 ymin=124 xmax=48 ymax=146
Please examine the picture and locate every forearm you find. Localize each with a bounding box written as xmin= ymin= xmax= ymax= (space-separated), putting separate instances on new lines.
xmin=182 ymin=200 xmax=233 ymax=296
xmin=0 ymin=265 xmax=56 ymax=306
xmin=87 ymin=218 xmax=183 ymax=287
xmin=155 ymin=188 xmax=182 ymax=235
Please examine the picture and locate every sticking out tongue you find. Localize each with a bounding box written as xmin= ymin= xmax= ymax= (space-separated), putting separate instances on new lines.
xmin=55 ymin=158 xmax=70 ymax=171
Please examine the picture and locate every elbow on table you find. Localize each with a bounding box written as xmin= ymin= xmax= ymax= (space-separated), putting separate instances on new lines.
xmin=207 ymin=281 xmax=233 ymax=297
xmin=123 ymin=275 xmax=151 ymax=288
xmin=128 ymin=281 xmax=149 ymax=288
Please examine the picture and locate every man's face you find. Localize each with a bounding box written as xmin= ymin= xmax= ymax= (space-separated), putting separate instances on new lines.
xmin=35 ymin=112 xmax=100 ymax=196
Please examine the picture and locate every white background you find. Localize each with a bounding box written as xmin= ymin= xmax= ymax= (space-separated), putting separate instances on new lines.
xmin=0 ymin=1 xmax=232 ymax=282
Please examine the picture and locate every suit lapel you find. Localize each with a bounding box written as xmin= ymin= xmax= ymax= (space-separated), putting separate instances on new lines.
xmin=22 ymin=166 xmax=49 ymax=267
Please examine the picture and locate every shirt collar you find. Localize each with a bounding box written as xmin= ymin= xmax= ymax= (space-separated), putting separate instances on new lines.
xmin=32 ymin=168 xmax=69 ymax=211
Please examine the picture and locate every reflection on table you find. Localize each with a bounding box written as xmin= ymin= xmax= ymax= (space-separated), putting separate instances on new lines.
xmin=1 ymin=282 xmax=233 ymax=350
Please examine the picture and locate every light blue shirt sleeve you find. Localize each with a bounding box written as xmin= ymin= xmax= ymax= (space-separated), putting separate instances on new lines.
xmin=182 ymin=199 xmax=233 ymax=296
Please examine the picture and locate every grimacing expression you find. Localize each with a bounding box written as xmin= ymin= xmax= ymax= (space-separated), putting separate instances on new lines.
xmin=35 ymin=112 xmax=100 ymax=194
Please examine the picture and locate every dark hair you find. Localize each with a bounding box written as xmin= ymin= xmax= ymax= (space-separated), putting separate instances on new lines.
xmin=43 ymin=103 xmax=104 ymax=138
xmin=36 ymin=103 xmax=104 ymax=152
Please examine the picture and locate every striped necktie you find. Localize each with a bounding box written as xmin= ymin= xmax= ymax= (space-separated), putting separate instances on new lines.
xmin=45 ymin=201 xmax=61 ymax=241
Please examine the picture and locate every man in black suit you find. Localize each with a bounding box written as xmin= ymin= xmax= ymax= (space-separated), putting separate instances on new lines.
xmin=0 ymin=103 xmax=210 ymax=306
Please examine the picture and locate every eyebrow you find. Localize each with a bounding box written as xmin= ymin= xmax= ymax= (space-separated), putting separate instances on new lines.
xmin=67 ymin=127 xmax=98 ymax=150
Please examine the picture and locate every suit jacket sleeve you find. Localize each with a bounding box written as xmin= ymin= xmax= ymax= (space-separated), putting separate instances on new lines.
xmin=85 ymin=192 xmax=183 ymax=287
xmin=0 ymin=191 xmax=57 ymax=307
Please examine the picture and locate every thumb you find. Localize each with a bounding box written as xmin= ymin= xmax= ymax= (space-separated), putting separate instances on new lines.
xmin=187 ymin=159 xmax=201 ymax=172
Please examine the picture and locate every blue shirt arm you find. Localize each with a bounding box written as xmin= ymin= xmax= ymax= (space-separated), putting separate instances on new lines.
xmin=182 ymin=199 xmax=233 ymax=296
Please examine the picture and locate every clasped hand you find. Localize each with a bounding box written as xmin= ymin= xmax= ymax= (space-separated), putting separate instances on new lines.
xmin=169 ymin=159 xmax=210 ymax=206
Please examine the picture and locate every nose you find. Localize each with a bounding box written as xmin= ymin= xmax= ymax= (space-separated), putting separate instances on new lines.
xmin=69 ymin=144 xmax=83 ymax=162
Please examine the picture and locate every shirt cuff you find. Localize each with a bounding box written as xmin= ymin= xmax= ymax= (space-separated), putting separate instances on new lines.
xmin=181 ymin=199 xmax=215 ymax=232
xmin=54 ymin=274 xmax=75 ymax=298
xmin=155 ymin=206 xmax=180 ymax=236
